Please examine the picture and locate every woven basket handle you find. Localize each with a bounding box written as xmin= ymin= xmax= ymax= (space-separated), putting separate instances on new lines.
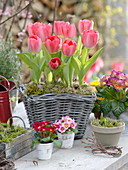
xmin=0 ymin=75 xmax=10 ymax=90
xmin=7 ymin=116 xmax=26 ymax=129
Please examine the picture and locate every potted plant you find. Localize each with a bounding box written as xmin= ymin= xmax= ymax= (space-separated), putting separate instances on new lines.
xmin=0 ymin=35 xmax=21 ymax=113
xmin=91 ymin=70 xmax=128 ymax=119
xmin=32 ymin=121 xmax=62 ymax=160
xmin=0 ymin=118 xmax=33 ymax=160
xmin=18 ymin=19 xmax=103 ymax=139
xmin=91 ymin=115 xmax=125 ymax=146
xmin=55 ymin=116 xmax=78 ymax=149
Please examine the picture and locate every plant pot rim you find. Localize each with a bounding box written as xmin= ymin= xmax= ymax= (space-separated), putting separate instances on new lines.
xmin=91 ymin=122 xmax=125 ymax=134
xmin=38 ymin=142 xmax=53 ymax=146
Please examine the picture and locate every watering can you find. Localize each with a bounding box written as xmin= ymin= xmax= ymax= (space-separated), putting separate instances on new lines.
xmin=0 ymin=75 xmax=16 ymax=124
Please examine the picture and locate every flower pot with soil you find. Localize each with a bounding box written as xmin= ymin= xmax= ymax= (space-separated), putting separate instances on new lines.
xmin=91 ymin=116 xmax=125 ymax=146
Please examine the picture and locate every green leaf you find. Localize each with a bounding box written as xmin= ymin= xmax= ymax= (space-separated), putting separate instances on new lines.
xmin=53 ymin=140 xmax=62 ymax=148
xmin=80 ymin=47 xmax=88 ymax=64
xmin=76 ymin=36 xmax=83 ymax=54
xmin=41 ymin=136 xmax=51 ymax=143
xmin=42 ymin=44 xmax=51 ymax=62
xmin=83 ymin=47 xmax=104 ymax=76
xmin=71 ymin=56 xmax=81 ymax=75
xmin=111 ymin=101 xmax=125 ymax=119
xmin=100 ymin=100 xmax=111 ymax=117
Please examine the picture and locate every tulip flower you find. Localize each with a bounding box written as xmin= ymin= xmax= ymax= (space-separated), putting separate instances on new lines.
xmin=49 ymin=57 xmax=61 ymax=70
xmin=62 ymin=40 xmax=77 ymax=56
xmin=54 ymin=21 xmax=76 ymax=39
xmin=45 ymin=36 xmax=61 ymax=53
xmin=78 ymin=20 xmax=94 ymax=33
xmin=28 ymin=35 xmax=42 ymax=53
xmin=82 ymin=30 xmax=99 ymax=48
xmin=27 ymin=22 xmax=52 ymax=42
xmin=54 ymin=21 xmax=65 ymax=36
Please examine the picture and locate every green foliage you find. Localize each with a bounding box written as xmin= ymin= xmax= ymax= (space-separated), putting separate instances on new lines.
xmin=25 ymin=82 xmax=93 ymax=96
xmin=0 ymin=35 xmax=21 ymax=82
xmin=0 ymin=122 xmax=28 ymax=144
xmin=91 ymin=115 xmax=124 ymax=127
xmin=31 ymin=131 xmax=62 ymax=148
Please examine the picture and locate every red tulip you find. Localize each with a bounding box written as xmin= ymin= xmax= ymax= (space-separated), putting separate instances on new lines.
xmin=49 ymin=58 xmax=61 ymax=70
xmin=45 ymin=36 xmax=61 ymax=53
xmin=62 ymin=40 xmax=76 ymax=56
xmin=82 ymin=30 xmax=99 ymax=48
xmin=27 ymin=22 xmax=52 ymax=42
xmin=54 ymin=21 xmax=76 ymax=38
xmin=28 ymin=35 xmax=42 ymax=53
xmin=78 ymin=20 xmax=94 ymax=33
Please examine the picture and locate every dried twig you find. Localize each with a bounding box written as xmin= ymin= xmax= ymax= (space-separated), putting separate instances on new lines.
xmin=81 ymin=133 xmax=122 ymax=157
xmin=0 ymin=0 xmax=33 ymax=25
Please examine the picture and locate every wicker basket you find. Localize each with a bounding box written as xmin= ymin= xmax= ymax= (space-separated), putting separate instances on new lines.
xmin=19 ymin=85 xmax=96 ymax=139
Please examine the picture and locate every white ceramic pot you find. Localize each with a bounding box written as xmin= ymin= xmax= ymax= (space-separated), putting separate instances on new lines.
xmin=36 ymin=143 xmax=53 ymax=160
xmin=91 ymin=123 xmax=125 ymax=146
xmin=58 ymin=132 xmax=75 ymax=149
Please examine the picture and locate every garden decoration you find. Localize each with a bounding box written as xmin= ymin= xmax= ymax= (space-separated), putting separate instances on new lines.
xmin=55 ymin=116 xmax=78 ymax=148
xmin=32 ymin=121 xmax=62 ymax=160
xmin=81 ymin=133 xmax=122 ymax=157
xmin=0 ymin=116 xmax=34 ymax=160
xmin=18 ymin=19 xmax=103 ymax=139
xmin=91 ymin=115 xmax=125 ymax=146
xmin=91 ymin=70 xmax=128 ymax=119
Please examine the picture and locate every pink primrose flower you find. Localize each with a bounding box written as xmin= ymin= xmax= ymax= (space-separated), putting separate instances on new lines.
xmin=113 ymin=79 xmax=125 ymax=91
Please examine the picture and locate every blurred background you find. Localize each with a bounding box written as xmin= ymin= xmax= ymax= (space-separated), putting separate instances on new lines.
xmin=0 ymin=0 xmax=128 ymax=84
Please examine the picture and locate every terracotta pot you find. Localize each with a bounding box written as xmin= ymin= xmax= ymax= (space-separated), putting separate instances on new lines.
xmin=57 ymin=132 xmax=75 ymax=149
xmin=36 ymin=143 xmax=53 ymax=160
xmin=91 ymin=123 xmax=125 ymax=146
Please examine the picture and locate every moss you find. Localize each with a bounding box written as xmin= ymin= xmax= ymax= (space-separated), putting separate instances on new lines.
xmin=25 ymin=82 xmax=93 ymax=96
xmin=0 ymin=122 xmax=28 ymax=144
xmin=91 ymin=116 xmax=124 ymax=127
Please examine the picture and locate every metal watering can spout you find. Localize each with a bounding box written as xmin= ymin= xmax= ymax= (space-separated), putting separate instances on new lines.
xmin=0 ymin=75 xmax=13 ymax=124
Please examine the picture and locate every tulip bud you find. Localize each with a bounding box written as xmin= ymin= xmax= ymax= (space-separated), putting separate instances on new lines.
xmin=62 ymin=40 xmax=77 ymax=56
xmin=78 ymin=20 xmax=94 ymax=33
xmin=49 ymin=58 xmax=61 ymax=70
xmin=28 ymin=35 xmax=42 ymax=53
xmin=45 ymin=36 xmax=61 ymax=53
xmin=82 ymin=30 xmax=99 ymax=48
xmin=27 ymin=22 xmax=52 ymax=42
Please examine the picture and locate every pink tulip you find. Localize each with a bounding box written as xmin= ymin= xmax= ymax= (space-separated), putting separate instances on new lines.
xmin=45 ymin=36 xmax=61 ymax=53
xmin=82 ymin=30 xmax=99 ymax=48
xmin=27 ymin=22 xmax=52 ymax=42
xmin=78 ymin=20 xmax=94 ymax=33
xmin=28 ymin=35 xmax=42 ymax=53
xmin=49 ymin=58 xmax=61 ymax=70
xmin=54 ymin=21 xmax=65 ymax=36
xmin=112 ymin=62 xmax=124 ymax=71
xmin=54 ymin=21 xmax=76 ymax=38
xmin=62 ymin=40 xmax=77 ymax=56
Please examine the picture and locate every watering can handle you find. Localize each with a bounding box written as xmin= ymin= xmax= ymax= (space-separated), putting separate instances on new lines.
xmin=0 ymin=75 xmax=10 ymax=90
xmin=7 ymin=116 xmax=27 ymax=129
